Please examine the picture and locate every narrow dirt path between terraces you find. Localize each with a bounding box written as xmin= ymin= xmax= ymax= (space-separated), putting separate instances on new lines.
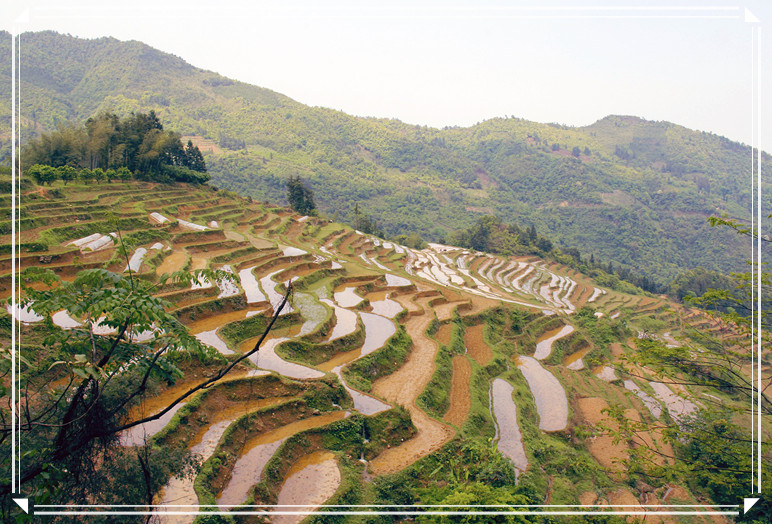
xmin=369 ymin=296 xmax=455 ymax=475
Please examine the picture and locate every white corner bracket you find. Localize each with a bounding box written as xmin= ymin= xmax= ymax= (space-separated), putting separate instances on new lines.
xmin=745 ymin=8 xmax=760 ymax=24
xmin=13 ymin=498 xmax=29 ymax=514
xmin=744 ymin=497 xmax=760 ymax=514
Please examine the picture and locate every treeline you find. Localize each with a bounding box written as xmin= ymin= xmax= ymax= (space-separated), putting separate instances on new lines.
xmin=447 ymin=215 xmax=752 ymax=303
xmin=448 ymin=215 xmax=663 ymax=294
xmin=447 ymin=215 xmax=552 ymax=256
xmin=22 ymin=111 xmax=209 ymax=184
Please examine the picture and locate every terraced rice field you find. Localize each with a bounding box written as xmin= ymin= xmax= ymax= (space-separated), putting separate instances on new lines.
xmin=6 ymin=180 xmax=750 ymax=519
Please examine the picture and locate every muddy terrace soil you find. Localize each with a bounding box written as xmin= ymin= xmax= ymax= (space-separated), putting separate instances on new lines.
xmin=12 ymin=180 xmax=749 ymax=516
xmin=464 ymin=324 xmax=493 ymax=365
xmin=370 ymin=296 xmax=455 ymax=474
xmin=443 ymin=355 xmax=472 ymax=427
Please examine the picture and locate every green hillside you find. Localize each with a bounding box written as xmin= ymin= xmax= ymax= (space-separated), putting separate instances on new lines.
xmin=2 ymin=30 xmax=769 ymax=287
xmin=2 ymin=176 xmax=765 ymax=520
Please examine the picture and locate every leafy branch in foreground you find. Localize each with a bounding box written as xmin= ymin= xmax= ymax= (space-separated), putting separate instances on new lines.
xmin=0 ymin=265 xmax=289 ymax=521
xmin=603 ymin=216 xmax=772 ymax=521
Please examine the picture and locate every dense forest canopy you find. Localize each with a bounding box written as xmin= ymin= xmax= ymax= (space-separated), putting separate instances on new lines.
xmin=21 ymin=111 xmax=209 ymax=184
xmin=1 ymin=30 xmax=769 ymax=287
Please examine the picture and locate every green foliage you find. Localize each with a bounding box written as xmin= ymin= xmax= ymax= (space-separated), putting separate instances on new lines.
xmin=0 ymin=265 xmax=238 ymax=510
xmin=669 ymin=267 xmax=735 ymax=303
xmin=286 ymin=175 xmax=316 ymax=215
xmin=343 ymin=327 xmax=411 ymax=393
xmin=418 ymin=482 xmax=532 ymax=523
xmin=8 ymin=30 xmax=770 ymax=286
xmin=21 ymin=110 xmax=208 ymax=185
xmin=572 ymin=306 xmax=629 ymax=349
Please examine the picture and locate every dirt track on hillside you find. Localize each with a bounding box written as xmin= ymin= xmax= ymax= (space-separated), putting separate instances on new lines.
xmin=369 ymin=296 xmax=455 ymax=475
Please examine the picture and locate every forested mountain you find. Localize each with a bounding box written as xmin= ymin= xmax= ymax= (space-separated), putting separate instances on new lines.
xmin=2 ymin=30 xmax=769 ymax=286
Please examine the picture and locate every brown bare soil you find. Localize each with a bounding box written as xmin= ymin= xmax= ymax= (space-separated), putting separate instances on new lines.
xmin=369 ymin=297 xmax=455 ymax=474
xmin=462 ymin=294 xmax=500 ymax=316
xmin=392 ymin=292 xmax=423 ymax=316
xmin=435 ymin=323 xmax=453 ymax=346
xmin=287 ymin=219 xmax=306 ymax=240
xmin=190 ymin=256 xmax=209 ymax=270
xmin=464 ymin=324 xmax=492 ymax=366
xmin=607 ymin=488 xmax=642 ymax=522
xmin=578 ymin=398 xmax=628 ymax=476
xmin=156 ymin=250 xmax=188 ymax=275
xmin=434 ymin=300 xmax=469 ymax=321
xmin=443 ymin=355 xmax=471 ymax=427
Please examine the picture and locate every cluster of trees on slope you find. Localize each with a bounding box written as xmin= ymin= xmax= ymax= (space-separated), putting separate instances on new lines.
xmin=448 ymin=215 xmax=662 ymax=294
xmin=5 ymin=31 xmax=771 ymax=288
xmin=22 ymin=111 xmax=209 ymax=184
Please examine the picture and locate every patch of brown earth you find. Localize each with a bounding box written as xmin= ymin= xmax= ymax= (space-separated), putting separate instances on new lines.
xmin=190 ymin=256 xmax=209 ymax=271
xmin=369 ymin=297 xmax=455 ymax=475
xmin=464 ymin=294 xmax=502 ymax=316
xmin=607 ymin=488 xmax=643 ymax=521
xmin=625 ymin=410 xmax=674 ymax=467
xmin=577 ymin=397 xmax=628 ymax=478
xmin=434 ymin=300 xmax=469 ymax=322
xmin=443 ymin=355 xmax=471 ymax=427
xmin=435 ymin=323 xmax=453 ymax=346
xmin=464 ymin=324 xmax=492 ymax=366
xmin=610 ymin=342 xmax=624 ymax=360
xmin=392 ymin=292 xmax=423 ymax=316
xmin=284 ymin=220 xmax=305 ymax=242
xmin=156 ymin=250 xmax=188 ymax=275
xmin=579 ymin=491 xmax=598 ymax=505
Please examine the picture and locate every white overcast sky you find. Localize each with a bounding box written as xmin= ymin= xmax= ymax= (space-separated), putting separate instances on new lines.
xmin=2 ymin=0 xmax=771 ymax=152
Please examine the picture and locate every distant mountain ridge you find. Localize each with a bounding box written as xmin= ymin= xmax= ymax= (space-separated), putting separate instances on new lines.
xmin=2 ymin=30 xmax=768 ymax=286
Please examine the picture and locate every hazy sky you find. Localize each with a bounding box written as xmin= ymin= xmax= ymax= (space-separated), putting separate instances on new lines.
xmin=3 ymin=0 xmax=771 ymax=152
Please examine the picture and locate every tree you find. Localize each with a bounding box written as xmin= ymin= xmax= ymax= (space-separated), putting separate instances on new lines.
xmin=607 ymin=216 xmax=772 ymax=521
xmin=184 ymin=140 xmax=206 ymax=172
xmin=22 ymin=111 xmax=207 ymax=186
xmin=58 ymin=165 xmax=77 ymax=185
xmin=0 ymin=259 xmax=291 ymax=519
xmin=116 ymin=166 xmax=133 ymax=182
xmin=27 ymin=164 xmax=56 ymax=186
xmin=286 ymin=175 xmax=316 ymax=215
xmin=92 ymin=167 xmax=106 ymax=184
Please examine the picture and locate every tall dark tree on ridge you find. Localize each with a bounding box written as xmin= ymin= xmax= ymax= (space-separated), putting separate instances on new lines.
xmin=286 ymin=175 xmax=316 ymax=215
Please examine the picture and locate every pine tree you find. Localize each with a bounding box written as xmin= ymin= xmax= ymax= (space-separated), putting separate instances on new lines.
xmin=286 ymin=175 xmax=316 ymax=215
xmin=184 ymin=140 xmax=207 ymax=172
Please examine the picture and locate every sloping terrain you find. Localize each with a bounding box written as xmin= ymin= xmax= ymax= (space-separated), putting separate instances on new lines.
xmin=2 ymin=30 xmax=770 ymax=287
xmin=3 ymin=178 xmax=760 ymax=521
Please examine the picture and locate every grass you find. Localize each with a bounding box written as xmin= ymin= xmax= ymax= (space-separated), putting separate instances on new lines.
xmin=417 ymin=319 xmax=465 ymax=420
xmin=343 ymin=326 xmax=411 ymax=393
